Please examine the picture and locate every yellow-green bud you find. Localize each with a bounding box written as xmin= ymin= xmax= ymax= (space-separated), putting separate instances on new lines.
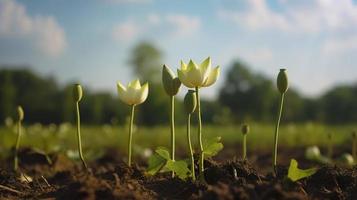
xmin=73 ymin=84 xmax=83 ymax=102
xmin=184 ymin=90 xmax=196 ymax=114
xmin=241 ymin=124 xmax=250 ymax=135
xmin=162 ymin=65 xmax=181 ymax=96
xmin=277 ymin=69 xmax=289 ymax=94
xmin=17 ymin=106 xmax=24 ymax=121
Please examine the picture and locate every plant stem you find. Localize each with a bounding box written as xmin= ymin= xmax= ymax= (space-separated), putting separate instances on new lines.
xmin=76 ymin=102 xmax=87 ymax=169
xmin=243 ymin=134 xmax=247 ymax=160
xmin=14 ymin=120 xmax=21 ymax=171
xmin=170 ymin=96 xmax=175 ymax=178
xmin=195 ymin=87 xmax=204 ymax=181
xmin=187 ymin=114 xmax=195 ymax=181
xmin=273 ymin=93 xmax=285 ymax=172
xmin=353 ymin=138 xmax=357 ymax=160
xmin=128 ymin=105 xmax=135 ymax=167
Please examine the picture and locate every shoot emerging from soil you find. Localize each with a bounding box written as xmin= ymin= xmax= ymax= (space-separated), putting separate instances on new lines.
xmin=273 ymin=69 xmax=288 ymax=172
xmin=14 ymin=105 xmax=24 ymax=171
xmin=241 ymin=124 xmax=250 ymax=160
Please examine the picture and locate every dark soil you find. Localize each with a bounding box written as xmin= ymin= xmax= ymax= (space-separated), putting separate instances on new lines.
xmin=0 ymin=147 xmax=356 ymax=200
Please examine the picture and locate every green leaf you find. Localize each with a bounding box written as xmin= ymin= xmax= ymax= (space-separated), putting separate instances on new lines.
xmin=203 ymin=137 xmax=224 ymax=157
xmin=147 ymin=153 xmax=167 ymax=175
xmin=155 ymin=147 xmax=171 ymax=160
xmin=287 ymin=159 xmax=317 ymax=182
xmin=166 ymin=160 xmax=190 ymax=180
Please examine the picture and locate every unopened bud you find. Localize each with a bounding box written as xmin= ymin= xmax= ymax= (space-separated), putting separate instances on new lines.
xmin=184 ymin=90 xmax=196 ymax=114
xmin=73 ymin=84 xmax=83 ymax=102
xmin=277 ymin=69 xmax=289 ymax=94
xmin=17 ymin=106 xmax=24 ymax=121
xmin=241 ymin=124 xmax=250 ymax=135
xmin=162 ymin=65 xmax=181 ymax=96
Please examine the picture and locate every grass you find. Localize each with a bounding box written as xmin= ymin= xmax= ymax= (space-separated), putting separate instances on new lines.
xmin=0 ymin=123 xmax=354 ymax=161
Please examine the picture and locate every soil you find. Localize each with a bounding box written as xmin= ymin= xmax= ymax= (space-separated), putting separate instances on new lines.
xmin=0 ymin=147 xmax=356 ymax=200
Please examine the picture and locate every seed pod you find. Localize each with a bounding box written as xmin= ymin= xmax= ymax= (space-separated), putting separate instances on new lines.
xmin=277 ymin=69 xmax=289 ymax=94
xmin=184 ymin=90 xmax=196 ymax=114
xmin=73 ymin=84 xmax=83 ymax=102
xmin=241 ymin=124 xmax=250 ymax=135
xmin=17 ymin=106 xmax=24 ymax=121
xmin=162 ymin=65 xmax=181 ymax=96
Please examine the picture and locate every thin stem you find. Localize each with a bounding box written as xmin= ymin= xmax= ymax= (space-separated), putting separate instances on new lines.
xmin=353 ymin=138 xmax=356 ymax=160
xmin=128 ymin=105 xmax=135 ymax=167
xmin=273 ymin=93 xmax=285 ymax=172
xmin=187 ymin=114 xmax=195 ymax=181
xmin=76 ymin=102 xmax=87 ymax=169
xmin=170 ymin=96 xmax=175 ymax=178
xmin=243 ymin=134 xmax=247 ymax=160
xmin=14 ymin=120 xmax=21 ymax=171
xmin=195 ymin=87 xmax=204 ymax=181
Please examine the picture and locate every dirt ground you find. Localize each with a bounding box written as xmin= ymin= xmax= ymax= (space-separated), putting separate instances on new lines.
xmin=0 ymin=146 xmax=356 ymax=200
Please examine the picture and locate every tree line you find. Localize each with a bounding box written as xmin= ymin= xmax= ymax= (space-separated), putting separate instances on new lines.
xmin=1 ymin=42 xmax=356 ymax=125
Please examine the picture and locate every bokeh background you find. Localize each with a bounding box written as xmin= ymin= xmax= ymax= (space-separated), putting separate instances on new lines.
xmin=1 ymin=0 xmax=357 ymax=126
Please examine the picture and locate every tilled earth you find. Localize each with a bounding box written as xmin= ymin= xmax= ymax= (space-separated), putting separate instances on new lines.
xmin=0 ymin=147 xmax=356 ymax=200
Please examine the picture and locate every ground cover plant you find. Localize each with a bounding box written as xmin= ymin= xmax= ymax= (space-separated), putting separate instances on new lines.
xmin=0 ymin=61 xmax=356 ymax=200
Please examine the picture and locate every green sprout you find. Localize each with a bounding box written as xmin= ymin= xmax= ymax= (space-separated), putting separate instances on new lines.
xmin=162 ymin=65 xmax=181 ymax=177
xmin=177 ymin=57 xmax=220 ymax=181
xmin=287 ymin=159 xmax=317 ymax=182
xmin=184 ymin=90 xmax=197 ymax=180
xmin=352 ymin=131 xmax=356 ymax=160
xmin=273 ymin=69 xmax=288 ymax=172
xmin=73 ymin=84 xmax=87 ymax=169
xmin=14 ymin=105 xmax=24 ymax=171
xmin=241 ymin=124 xmax=250 ymax=160
xmin=117 ymin=79 xmax=149 ymax=167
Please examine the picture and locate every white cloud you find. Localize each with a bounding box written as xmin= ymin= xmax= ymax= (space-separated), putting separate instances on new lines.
xmin=112 ymin=14 xmax=201 ymax=42
xmin=0 ymin=0 xmax=67 ymax=57
xmin=322 ymin=36 xmax=357 ymax=55
xmin=165 ymin=14 xmax=201 ymax=37
xmin=112 ymin=20 xmax=140 ymax=42
xmin=218 ymin=0 xmax=357 ymax=34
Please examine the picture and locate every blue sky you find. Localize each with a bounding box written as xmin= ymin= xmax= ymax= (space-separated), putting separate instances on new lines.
xmin=1 ymin=0 xmax=357 ymax=98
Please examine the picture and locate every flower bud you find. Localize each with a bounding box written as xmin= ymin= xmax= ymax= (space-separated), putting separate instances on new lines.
xmin=305 ymin=146 xmax=321 ymax=160
xmin=277 ymin=69 xmax=288 ymax=94
xmin=241 ymin=124 xmax=250 ymax=135
xmin=162 ymin=65 xmax=181 ymax=96
xmin=17 ymin=106 xmax=24 ymax=121
xmin=184 ymin=90 xmax=197 ymax=114
xmin=73 ymin=84 xmax=83 ymax=102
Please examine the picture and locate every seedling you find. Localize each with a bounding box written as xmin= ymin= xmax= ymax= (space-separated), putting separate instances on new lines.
xmin=305 ymin=146 xmax=331 ymax=164
xmin=352 ymin=131 xmax=356 ymax=160
xmin=14 ymin=105 xmax=24 ymax=171
xmin=147 ymin=147 xmax=190 ymax=180
xmin=287 ymin=159 xmax=317 ymax=182
xmin=184 ymin=90 xmax=197 ymax=180
xmin=177 ymin=57 xmax=220 ymax=181
xmin=117 ymin=79 xmax=149 ymax=167
xmin=241 ymin=124 xmax=250 ymax=160
xmin=339 ymin=153 xmax=355 ymax=167
xmin=273 ymin=69 xmax=288 ymax=172
xmin=73 ymin=84 xmax=87 ymax=169
xmin=162 ymin=65 xmax=182 ymax=177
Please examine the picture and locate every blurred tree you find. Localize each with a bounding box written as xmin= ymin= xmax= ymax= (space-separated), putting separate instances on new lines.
xmin=0 ymin=70 xmax=16 ymax=121
xmin=129 ymin=41 xmax=162 ymax=83
xmin=218 ymin=60 xmax=276 ymax=121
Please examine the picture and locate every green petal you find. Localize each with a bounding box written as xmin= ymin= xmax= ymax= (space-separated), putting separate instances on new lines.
xmin=177 ymin=69 xmax=195 ymax=88
xmin=128 ymin=79 xmax=141 ymax=89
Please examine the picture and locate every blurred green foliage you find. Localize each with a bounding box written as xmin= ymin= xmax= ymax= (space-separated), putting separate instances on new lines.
xmin=1 ymin=42 xmax=357 ymax=125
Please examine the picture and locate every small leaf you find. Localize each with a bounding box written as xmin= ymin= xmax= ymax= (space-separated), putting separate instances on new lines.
xmin=147 ymin=153 xmax=167 ymax=175
xmin=155 ymin=147 xmax=171 ymax=160
xmin=288 ymin=159 xmax=317 ymax=182
xmin=203 ymin=137 xmax=224 ymax=157
xmin=166 ymin=160 xmax=190 ymax=180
